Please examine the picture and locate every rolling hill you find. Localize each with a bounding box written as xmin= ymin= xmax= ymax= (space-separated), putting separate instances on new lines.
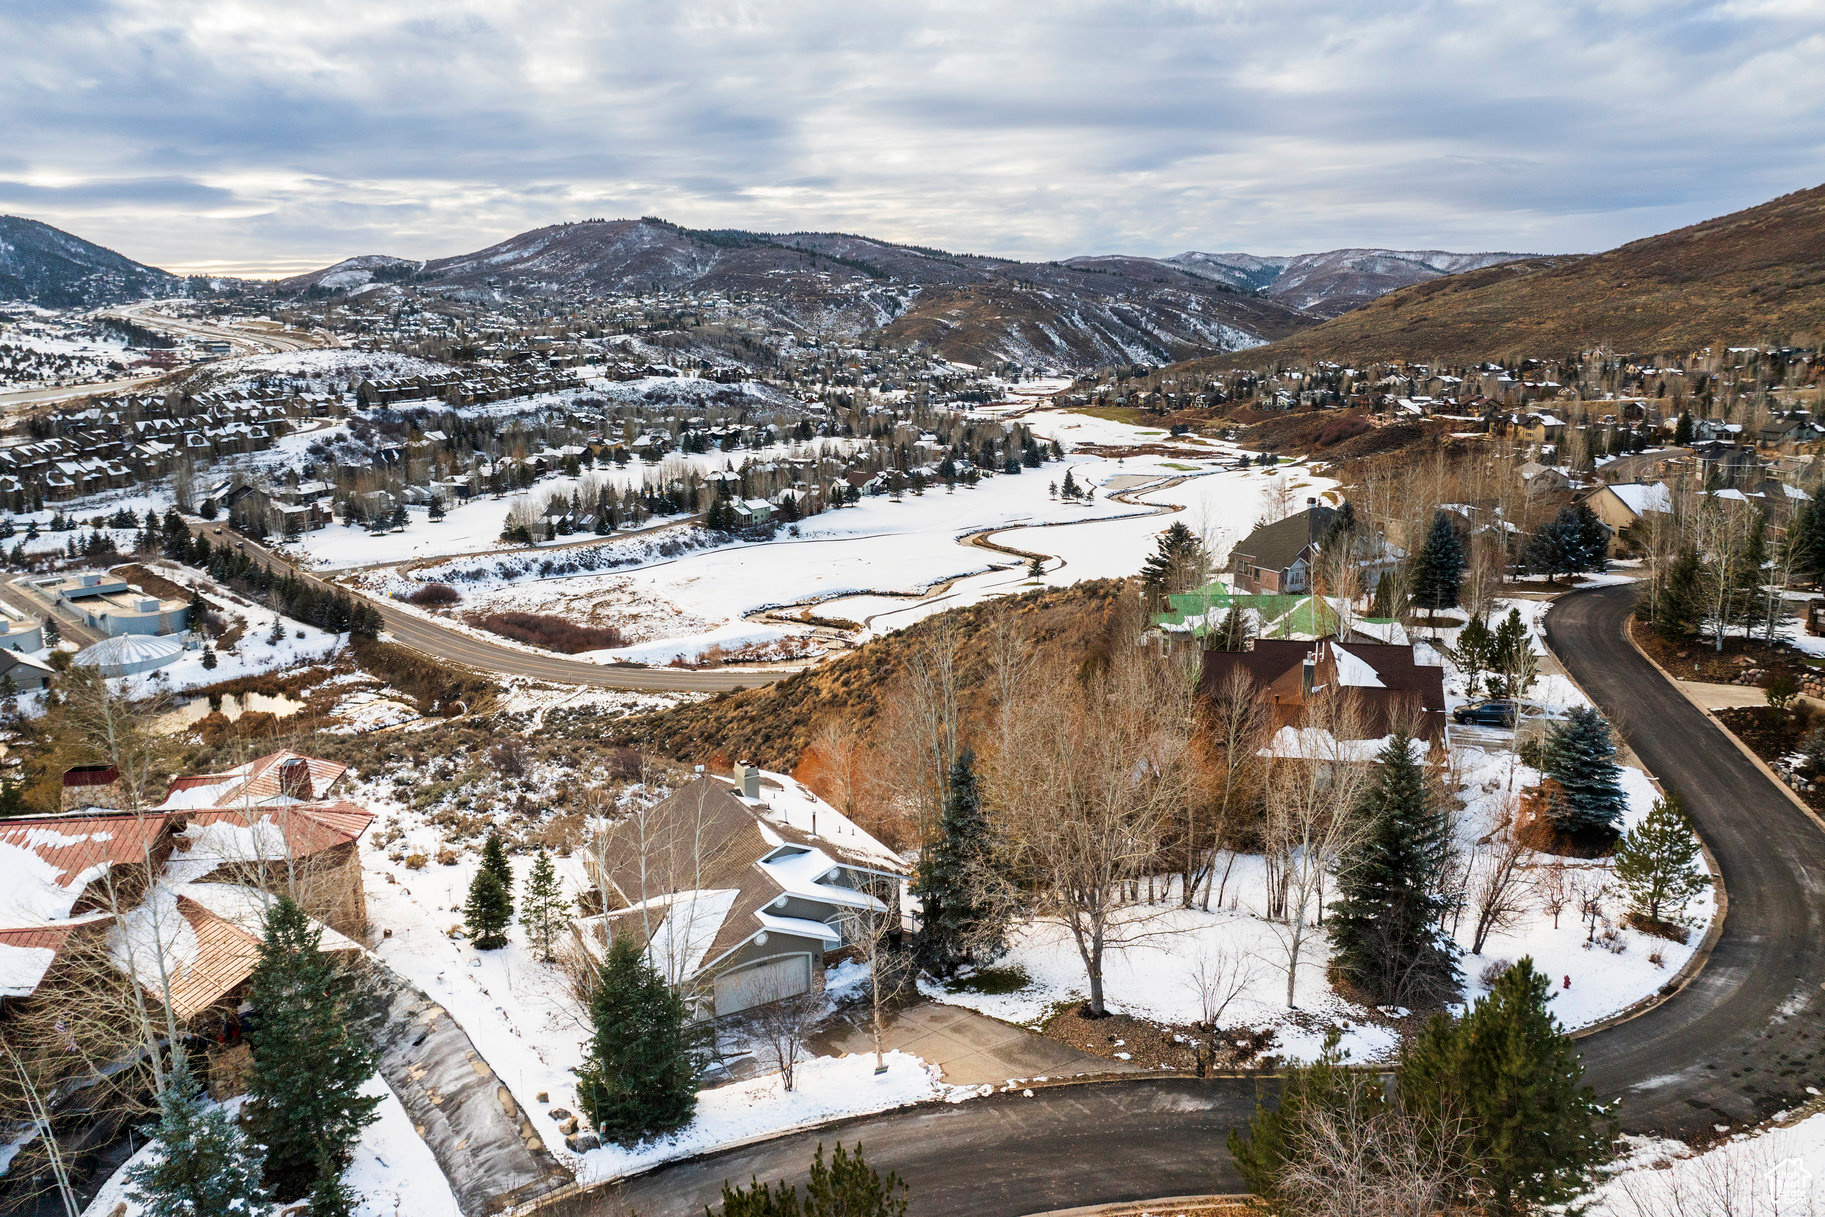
xmin=0 ymin=216 xmax=182 ymax=308
xmin=1206 ymin=184 xmax=1825 ymax=366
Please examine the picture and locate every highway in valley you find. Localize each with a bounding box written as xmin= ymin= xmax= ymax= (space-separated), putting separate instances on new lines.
xmin=1 ymin=299 xmax=335 ymax=413
xmin=547 ymin=582 xmax=1825 ymax=1217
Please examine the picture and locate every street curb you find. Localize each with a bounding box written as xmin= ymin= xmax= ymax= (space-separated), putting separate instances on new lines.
xmin=1536 ymin=597 xmax=1727 ymax=1041
xmin=1626 ymin=618 xmax=1825 ymax=838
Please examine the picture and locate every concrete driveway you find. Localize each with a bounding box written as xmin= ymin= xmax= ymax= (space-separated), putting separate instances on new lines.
xmin=808 ymin=1001 xmax=1136 ymax=1086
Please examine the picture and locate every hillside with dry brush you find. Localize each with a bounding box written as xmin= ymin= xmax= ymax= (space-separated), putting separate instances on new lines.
xmin=1181 ymin=183 xmax=1825 ymax=366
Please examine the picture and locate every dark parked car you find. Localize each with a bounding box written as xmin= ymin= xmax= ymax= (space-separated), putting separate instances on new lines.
xmin=1452 ymin=699 xmax=1518 ymax=728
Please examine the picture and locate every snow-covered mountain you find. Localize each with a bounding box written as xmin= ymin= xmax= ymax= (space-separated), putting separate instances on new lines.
xmin=1168 ymin=248 xmax=1537 ymax=317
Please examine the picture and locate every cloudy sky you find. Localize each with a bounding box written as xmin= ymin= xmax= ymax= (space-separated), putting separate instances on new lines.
xmin=5 ymin=0 xmax=1823 ymax=276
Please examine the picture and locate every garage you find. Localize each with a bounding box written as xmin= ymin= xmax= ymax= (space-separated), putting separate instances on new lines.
xmin=713 ymin=953 xmax=812 ymax=1017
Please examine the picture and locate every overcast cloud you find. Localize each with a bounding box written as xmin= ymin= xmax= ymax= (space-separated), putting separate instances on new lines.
xmin=4 ymin=0 xmax=1824 ymax=275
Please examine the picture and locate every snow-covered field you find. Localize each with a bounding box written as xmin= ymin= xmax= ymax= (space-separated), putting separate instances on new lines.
xmin=1586 ymin=1105 xmax=1825 ymax=1215
xmin=342 ymin=414 xmax=1325 ymax=662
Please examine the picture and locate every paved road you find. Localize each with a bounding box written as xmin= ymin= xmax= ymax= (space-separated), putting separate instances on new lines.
xmin=102 ymin=299 xmax=327 ymax=356
xmin=195 ymin=525 xmax=789 ymax=693
xmin=567 ymin=582 xmax=1825 ymax=1217
xmin=1543 ymin=583 xmax=1825 ymax=1133
xmin=0 ymin=301 xmax=332 ymax=414
xmin=0 ymin=371 xmax=169 ymax=411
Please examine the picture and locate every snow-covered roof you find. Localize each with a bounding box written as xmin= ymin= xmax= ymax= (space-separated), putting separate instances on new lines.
xmin=1329 ymin=644 xmax=1386 ymax=688
xmin=1607 ymin=482 xmax=1673 ymax=515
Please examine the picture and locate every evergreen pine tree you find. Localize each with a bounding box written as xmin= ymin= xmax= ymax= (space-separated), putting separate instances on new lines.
xmin=1484 ymin=608 xmax=1535 ymax=699
xmin=1571 ymin=502 xmax=1611 ymax=572
xmin=1060 ymin=469 xmax=1079 ymax=499
xmin=1227 ymin=1027 xmax=1356 ymax=1204
xmin=522 ymin=848 xmax=570 ymax=963
xmin=465 ymin=866 xmax=513 ymax=950
xmin=1399 ymin=959 xmax=1609 ymax=1216
xmin=1653 ymin=544 xmax=1704 ymax=640
xmin=1208 ymin=606 xmax=1253 ymax=652
xmin=1452 ymin=614 xmax=1494 ymax=699
xmin=715 ymin=1142 xmax=908 ymax=1217
xmin=1410 ymin=511 xmax=1466 ymax=609
xmin=245 ymin=897 xmax=380 ymax=1204
xmin=913 ymin=751 xmax=1007 ymax=977
xmin=127 ymin=1054 xmax=269 ymax=1217
xmin=1614 ymin=795 xmax=1711 ymax=926
xmin=575 ymin=934 xmax=700 ymax=1143
xmin=1541 ymin=706 xmax=1628 ymax=843
xmin=480 ymin=831 xmax=514 ymax=899
xmin=1139 ymin=522 xmax=1207 ymax=604
xmin=1329 ymin=732 xmax=1460 ymax=1007
xmin=1673 ymin=411 xmax=1694 ymax=445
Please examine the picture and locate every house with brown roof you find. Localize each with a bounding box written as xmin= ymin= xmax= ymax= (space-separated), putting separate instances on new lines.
xmin=583 ymin=765 xmax=906 ymax=1018
xmin=1200 ymin=636 xmax=1450 ymax=749
xmin=1229 ymin=502 xmax=1335 ymax=594
xmin=0 ymin=750 xmax=373 ymax=1025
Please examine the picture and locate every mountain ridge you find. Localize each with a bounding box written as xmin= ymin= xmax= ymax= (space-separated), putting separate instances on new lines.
xmin=0 ymin=215 xmax=182 ymax=309
xmin=272 ymin=220 xmax=1533 ymax=367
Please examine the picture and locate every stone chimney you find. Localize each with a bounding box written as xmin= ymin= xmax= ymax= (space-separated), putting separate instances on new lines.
xmin=1306 ymin=497 xmax=1321 ymax=545
xmin=61 ymin=764 xmax=123 ymax=812
xmin=738 ymin=763 xmax=761 ymax=800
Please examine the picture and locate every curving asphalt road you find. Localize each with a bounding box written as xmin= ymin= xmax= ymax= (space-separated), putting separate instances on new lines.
xmin=194 ymin=525 xmax=790 ymax=693
xmin=552 ymin=582 xmax=1825 ymax=1217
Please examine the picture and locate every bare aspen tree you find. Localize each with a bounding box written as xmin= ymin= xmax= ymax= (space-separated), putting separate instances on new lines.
xmin=1466 ymin=827 xmax=1532 ymax=956
xmin=983 ymin=615 xmax=1033 ymax=752
xmin=48 ymin=668 xmax=186 ymax=1086
xmin=837 ymin=876 xmax=913 ymax=1073
xmin=585 ymin=774 xmax=740 ymax=993
xmin=1262 ymin=690 xmax=1370 ymax=1008
xmin=739 ymin=987 xmax=823 ymax=1092
xmin=1694 ymin=494 xmax=1758 ymax=652
xmin=1198 ymin=667 xmax=1271 ymax=910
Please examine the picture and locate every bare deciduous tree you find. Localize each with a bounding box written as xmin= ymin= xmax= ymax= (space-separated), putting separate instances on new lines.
xmin=1466 ymin=827 xmax=1532 ymax=956
xmin=740 ymin=989 xmax=824 ymax=1093
xmin=990 ymin=643 xmax=1200 ymax=1016
xmin=1262 ymin=690 xmax=1370 ymax=1008
xmin=1278 ymin=1075 xmax=1472 ymax=1217
xmin=1183 ymin=944 xmax=1255 ymax=1076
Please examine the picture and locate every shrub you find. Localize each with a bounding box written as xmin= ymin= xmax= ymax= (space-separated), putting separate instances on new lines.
xmin=1766 ymin=673 xmax=1800 ymax=711
xmin=1477 ymin=958 xmax=1513 ymax=988
xmin=476 ymin=611 xmax=627 ymax=654
xmin=404 ymin=853 xmax=427 ymax=870
xmin=406 ymin=582 xmax=461 ymax=608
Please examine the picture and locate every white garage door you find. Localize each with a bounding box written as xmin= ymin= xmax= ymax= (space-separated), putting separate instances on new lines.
xmin=714 ymin=954 xmax=812 ymax=1017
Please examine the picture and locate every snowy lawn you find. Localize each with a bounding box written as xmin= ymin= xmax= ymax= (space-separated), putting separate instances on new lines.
xmin=77 ymin=1077 xmax=459 ymax=1217
xmin=1582 ymin=1105 xmax=1825 ymax=1215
